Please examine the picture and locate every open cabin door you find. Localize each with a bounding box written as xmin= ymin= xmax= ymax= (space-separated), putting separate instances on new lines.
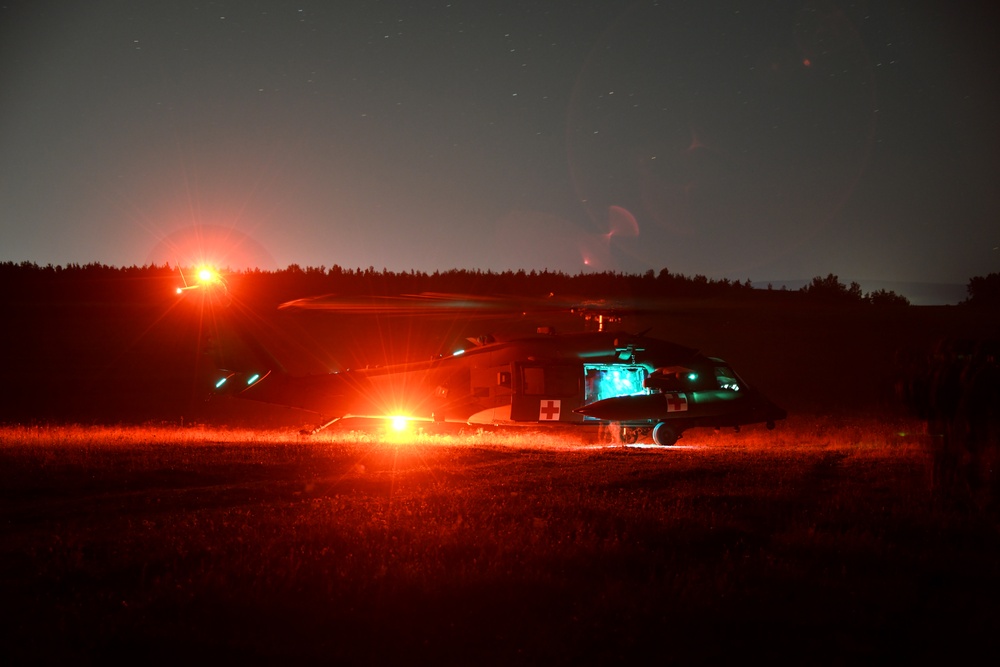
xmin=581 ymin=364 xmax=650 ymax=420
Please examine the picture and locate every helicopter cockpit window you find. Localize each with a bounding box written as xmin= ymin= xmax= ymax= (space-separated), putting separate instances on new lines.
xmin=714 ymin=366 xmax=742 ymax=392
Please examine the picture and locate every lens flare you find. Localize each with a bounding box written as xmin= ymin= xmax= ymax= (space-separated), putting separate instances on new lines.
xmin=146 ymin=224 xmax=278 ymax=272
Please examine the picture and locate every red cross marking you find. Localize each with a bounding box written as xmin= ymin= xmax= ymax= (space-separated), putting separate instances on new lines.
xmin=665 ymin=393 xmax=688 ymax=412
xmin=539 ymin=399 xmax=561 ymax=420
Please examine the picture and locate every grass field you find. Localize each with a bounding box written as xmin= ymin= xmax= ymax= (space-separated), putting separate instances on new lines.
xmin=3 ymin=416 xmax=999 ymax=664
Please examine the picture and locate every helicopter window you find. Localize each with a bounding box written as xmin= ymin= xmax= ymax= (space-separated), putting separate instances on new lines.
xmin=521 ymin=365 xmax=580 ymax=397
xmin=714 ymin=366 xmax=742 ymax=392
xmin=644 ymin=365 xmax=720 ymax=392
xmin=523 ymin=367 xmax=545 ymax=395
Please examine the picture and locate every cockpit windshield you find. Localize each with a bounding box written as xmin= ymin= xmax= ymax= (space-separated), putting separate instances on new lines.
xmin=714 ymin=366 xmax=742 ymax=391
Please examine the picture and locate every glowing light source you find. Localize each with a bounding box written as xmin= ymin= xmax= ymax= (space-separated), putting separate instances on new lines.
xmin=246 ymin=373 xmax=260 ymax=385
xmin=215 ymin=377 xmax=228 ymax=388
xmin=390 ymin=416 xmax=409 ymax=432
xmin=177 ymin=266 xmax=223 ymax=294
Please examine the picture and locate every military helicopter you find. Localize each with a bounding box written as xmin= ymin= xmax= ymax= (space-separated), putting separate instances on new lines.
xmin=179 ymin=268 xmax=786 ymax=446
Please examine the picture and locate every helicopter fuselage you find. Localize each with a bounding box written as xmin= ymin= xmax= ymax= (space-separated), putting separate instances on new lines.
xmin=216 ymin=329 xmax=786 ymax=445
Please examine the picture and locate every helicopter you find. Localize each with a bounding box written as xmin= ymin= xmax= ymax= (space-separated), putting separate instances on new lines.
xmin=179 ymin=268 xmax=786 ymax=446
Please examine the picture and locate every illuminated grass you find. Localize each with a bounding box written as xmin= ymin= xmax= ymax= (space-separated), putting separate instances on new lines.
xmin=0 ymin=413 xmax=926 ymax=450
xmin=1 ymin=416 xmax=996 ymax=663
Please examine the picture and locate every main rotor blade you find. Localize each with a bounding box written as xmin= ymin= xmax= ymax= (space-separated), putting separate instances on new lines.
xmin=278 ymin=292 xmax=658 ymax=320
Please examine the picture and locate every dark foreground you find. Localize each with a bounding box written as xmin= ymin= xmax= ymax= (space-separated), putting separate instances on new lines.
xmin=2 ymin=419 xmax=999 ymax=665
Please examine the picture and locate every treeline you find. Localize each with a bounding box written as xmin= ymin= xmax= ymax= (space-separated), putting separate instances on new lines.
xmin=250 ymin=264 xmax=760 ymax=301
xmin=797 ymin=273 xmax=912 ymax=307
xmin=0 ymin=260 xmax=964 ymax=307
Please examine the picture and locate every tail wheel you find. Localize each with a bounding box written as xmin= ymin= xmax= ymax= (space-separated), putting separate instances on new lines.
xmin=652 ymin=422 xmax=678 ymax=447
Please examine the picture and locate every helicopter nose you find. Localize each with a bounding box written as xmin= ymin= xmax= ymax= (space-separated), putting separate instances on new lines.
xmin=762 ymin=397 xmax=787 ymax=422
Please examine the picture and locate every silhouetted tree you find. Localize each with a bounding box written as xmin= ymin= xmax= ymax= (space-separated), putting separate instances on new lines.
xmin=965 ymin=272 xmax=1000 ymax=307
xmin=867 ymin=288 xmax=910 ymax=307
xmin=800 ymin=274 xmax=865 ymax=303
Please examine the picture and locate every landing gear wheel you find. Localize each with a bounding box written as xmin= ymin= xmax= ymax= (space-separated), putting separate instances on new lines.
xmin=652 ymin=422 xmax=678 ymax=447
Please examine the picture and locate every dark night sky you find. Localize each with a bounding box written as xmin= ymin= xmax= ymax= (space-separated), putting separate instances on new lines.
xmin=2 ymin=1 xmax=997 ymax=301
